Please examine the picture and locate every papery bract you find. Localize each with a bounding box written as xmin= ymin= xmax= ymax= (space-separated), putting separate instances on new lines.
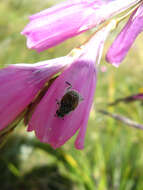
xmin=0 ymin=56 xmax=72 ymax=131
xmin=106 ymin=4 xmax=143 ymax=66
xmin=21 ymin=0 xmax=140 ymax=52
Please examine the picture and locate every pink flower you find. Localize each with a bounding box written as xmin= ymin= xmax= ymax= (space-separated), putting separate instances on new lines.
xmin=27 ymin=22 xmax=114 ymax=149
xmin=100 ymin=66 xmax=107 ymax=73
xmin=21 ymin=0 xmax=140 ymax=52
xmin=106 ymin=3 xmax=143 ymax=67
xmin=0 ymin=56 xmax=72 ymax=132
xmin=28 ymin=58 xmax=96 ymax=149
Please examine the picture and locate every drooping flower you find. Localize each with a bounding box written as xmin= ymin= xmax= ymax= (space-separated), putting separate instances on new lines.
xmin=0 ymin=56 xmax=73 ymax=132
xmin=27 ymin=21 xmax=115 ymax=149
xmin=106 ymin=3 xmax=143 ymax=66
xmin=21 ymin=0 xmax=140 ymax=52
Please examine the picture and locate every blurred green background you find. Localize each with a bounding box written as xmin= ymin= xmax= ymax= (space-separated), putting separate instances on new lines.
xmin=0 ymin=0 xmax=143 ymax=190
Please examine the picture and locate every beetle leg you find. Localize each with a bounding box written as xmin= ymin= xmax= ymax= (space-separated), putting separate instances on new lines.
xmin=65 ymin=81 xmax=72 ymax=91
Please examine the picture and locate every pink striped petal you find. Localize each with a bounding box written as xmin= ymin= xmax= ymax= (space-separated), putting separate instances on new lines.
xmin=22 ymin=0 xmax=140 ymax=52
xmin=106 ymin=4 xmax=143 ymax=66
xmin=0 ymin=56 xmax=72 ymax=131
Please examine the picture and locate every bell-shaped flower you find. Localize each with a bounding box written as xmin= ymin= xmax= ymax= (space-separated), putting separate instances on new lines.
xmin=27 ymin=21 xmax=115 ymax=149
xmin=0 ymin=56 xmax=73 ymax=134
xmin=106 ymin=3 xmax=143 ymax=67
xmin=21 ymin=0 xmax=140 ymax=52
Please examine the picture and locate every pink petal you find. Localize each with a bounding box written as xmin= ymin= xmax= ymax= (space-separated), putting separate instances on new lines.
xmin=28 ymin=59 xmax=96 ymax=149
xmin=22 ymin=1 xmax=103 ymax=52
xmin=21 ymin=0 xmax=140 ymax=52
xmin=106 ymin=4 xmax=143 ymax=66
xmin=74 ymin=79 xmax=96 ymax=150
xmin=0 ymin=56 xmax=71 ymax=131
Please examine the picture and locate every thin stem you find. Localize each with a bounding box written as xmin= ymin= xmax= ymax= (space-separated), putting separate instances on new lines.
xmin=98 ymin=109 xmax=143 ymax=130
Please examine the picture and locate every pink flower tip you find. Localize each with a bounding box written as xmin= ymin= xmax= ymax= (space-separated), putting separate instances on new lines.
xmin=106 ymin=4 xmax=143 ymax=66
xmin=21 ymin=0 xmax=110 ymax=52
xmin=0 ymin=56 xmax=71 ymax=132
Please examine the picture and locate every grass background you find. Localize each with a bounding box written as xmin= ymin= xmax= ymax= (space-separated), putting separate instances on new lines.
xmin=0 ymin=0 xmax=143 ymax=189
